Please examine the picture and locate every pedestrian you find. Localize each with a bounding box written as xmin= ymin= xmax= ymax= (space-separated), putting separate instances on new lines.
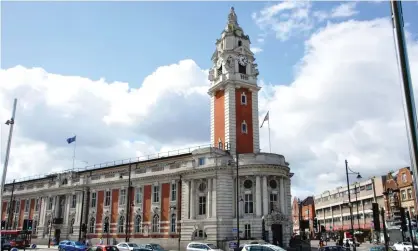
xmin=99 ymin=237 xmax=103 ymax=245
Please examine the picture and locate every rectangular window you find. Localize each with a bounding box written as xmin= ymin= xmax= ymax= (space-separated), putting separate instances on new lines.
xmin=199 ymin=196 xmax=206 ymax=215
xmin=408 ymin=189 xmax=413 ymax=199
xmin=244 ymin=194 xmax=253 ymax=214
xmin=402 ymin=190 xmax=407 ymax=201
xmin=153 ymin=185 xmax=160 ymax=203
xmin=171 ymin=216 xmax=176 ymax=233
xmin=241 ymin=94 xmax=247 ymax=105
xmin=105 ymin=191 xmax=111 ymax=206
xmin=244 ymin=224 xmax=251 ymax=239
xmin=198 ymin=158 xmax=205 ymax=166
xmin=24 ymin=199 xmax=29 ymax=212
xmin=47 ymin=197 xmax=53 ymax=210
xmin=171 ymin=183 xmax=177 ymax=202
xmin=71 ymin=195 xmax=77 ymax=208
xmin=119 ymin=189 xmax=126 ymax=205
xmin=136 ymin=187 xmax=143 ymax=204
xmin=91 ymin=192 xmax=97 ymax=208
xmin=269 ymin=193 xmax=277 ymax=212
xmin=366 ymin=184 xmax=372 ymax=190
xmin=35 ymin=199 xmax=39 ymax=212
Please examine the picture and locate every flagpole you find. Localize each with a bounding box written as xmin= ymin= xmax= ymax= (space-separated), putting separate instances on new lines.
xmin=72 ymin=135 xmax=76 ymax=170
xmin=268 ymin=113 xmax=271 ymax=153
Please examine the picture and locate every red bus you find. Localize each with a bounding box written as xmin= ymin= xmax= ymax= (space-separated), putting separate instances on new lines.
xmin=1 ymin=230 xmax=31 ymax=248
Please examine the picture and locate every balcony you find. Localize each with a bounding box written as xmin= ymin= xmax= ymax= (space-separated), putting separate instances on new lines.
xmin=212 ymin=73 xmax=257 ymax=87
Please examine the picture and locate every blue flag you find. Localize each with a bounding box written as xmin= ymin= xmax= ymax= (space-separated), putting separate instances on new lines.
xmin=66 ymin=136 xmax=76 ymax=144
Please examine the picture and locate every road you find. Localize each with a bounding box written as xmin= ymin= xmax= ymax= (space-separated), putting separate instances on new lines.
xmin=310 ymin=240 xmax=375 ymax=251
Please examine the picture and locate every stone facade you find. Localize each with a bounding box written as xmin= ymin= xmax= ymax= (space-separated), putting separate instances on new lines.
xmin=1 ymin=7 xmax=294 ymax=251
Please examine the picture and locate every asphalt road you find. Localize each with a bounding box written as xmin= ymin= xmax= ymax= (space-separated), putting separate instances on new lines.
xmin=310 ymin=240 xmax=375 ymax=251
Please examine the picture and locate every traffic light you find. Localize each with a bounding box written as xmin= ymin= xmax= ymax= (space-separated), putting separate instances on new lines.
xmin=27 ymin=219 xmax=33 ymax=231
xmin=400 ymin=207 xmax=408 ymax=232
xmin=23 ymin=219 xmax=28 ymax=230
xmin=313 ymin=218 xmax=318 ymax=232
xmin=372 ymin=203 xmax=381 ymax=231
xmin=1 ymin=220 xmax=5 ymax=230
xmin=81 ymin=223 xmax=87 ymax=232
xmin=104 ymin=222 xmax=109 ymax=233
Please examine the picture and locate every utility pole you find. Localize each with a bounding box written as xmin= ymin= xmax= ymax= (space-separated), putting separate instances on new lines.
xmin=354 ymin=183 xmax=360 ymax=230
xmin=390 ymin=0 xmax=418 ymax=206
xmin=7 ymin=180 xmax=16 ymax=229
xmin=0 ymin=99 xmax=18 ymax=239
xmin=125 ymin=164 xmax=132 ymax=242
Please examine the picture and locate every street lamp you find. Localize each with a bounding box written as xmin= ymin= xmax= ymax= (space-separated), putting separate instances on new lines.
xmin=354 ymin=182 xmax=360 ymax=230
xmin=345 ymin=160 xmax=361 ymax=251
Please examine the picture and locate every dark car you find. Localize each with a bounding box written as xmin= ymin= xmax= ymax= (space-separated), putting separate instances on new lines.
xmin=1 ymin=238 xmax=11 ymax=251
xmin=58 ymin=240 xmax=87 ymax=251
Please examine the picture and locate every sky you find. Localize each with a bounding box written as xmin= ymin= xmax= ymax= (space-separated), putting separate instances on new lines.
xmin=1 ymin=1 xmax=418 ymax=199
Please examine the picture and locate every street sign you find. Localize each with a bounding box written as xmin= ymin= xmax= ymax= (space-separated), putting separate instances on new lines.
xmin=232 ymin=228 xmax=238 ymax=233
xmin=229 ymin=242 xmax=238 ymax=249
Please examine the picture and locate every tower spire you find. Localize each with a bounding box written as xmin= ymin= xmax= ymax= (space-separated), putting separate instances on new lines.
xmin=226 ymin=6 xmax=240 ymax=31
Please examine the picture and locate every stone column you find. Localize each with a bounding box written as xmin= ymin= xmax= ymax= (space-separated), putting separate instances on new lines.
xmin=262 ymin=176 xmax=268 ymax=216
xmin=212 ymin=178 xmax=217 ymax=218
xmin=256 ymin=176 xmax=262 ymax=216
xmin=207 ymin=178 xmax=212 ymax=218
xmin=190 ymin=180 xmax=195 ymax=219
xmin=64 ymin=195 xmax=71 ymax=224
xmin=183 ymin=180 xmax=190 ymax=220
xmin=280 ymin=178 xmax=285 ymax=213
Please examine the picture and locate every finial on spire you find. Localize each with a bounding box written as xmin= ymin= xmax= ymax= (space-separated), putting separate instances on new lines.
xmin=228 ymin=6 xmax=238 ymax=27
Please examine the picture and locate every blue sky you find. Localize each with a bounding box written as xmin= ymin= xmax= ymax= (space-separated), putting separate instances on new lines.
xmin=3 ymin=1 xmax=417 ymax=87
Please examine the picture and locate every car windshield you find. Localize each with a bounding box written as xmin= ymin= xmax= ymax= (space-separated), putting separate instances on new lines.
xmin=265 ymin=245 xmax=286 ymax=251
xmin=207 ymin=244 xmax=218 ymax=249
xmin=74 ymin=242 xmax=83 ymax=246
xmin=129 ymin=244 xmax=139 ymax=247
xmin=105 ymin=247 xmax=119 ymax=251
xmin=404 ymin=243 xmax=412 ymax=245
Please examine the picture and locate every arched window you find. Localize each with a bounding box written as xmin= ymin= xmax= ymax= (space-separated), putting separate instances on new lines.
xmin=134 ymin=215 xmax=142 ymax=233
xmin=170 ymin=214 xmax=176 ymax=233
xmin=89 ymin=217 xmax=95 ymax=233
xmin=69 ymin=218 xmax=75 ymax=234
xmin=118 ymin=216 xmax=125 ymax=233
xmin=241 ymin=121 xmax=247 ymax=134
xmin=103 ymin=216 xmax=109 ymax=233
xmin=152 ymin=215 xmax=160 ymax=233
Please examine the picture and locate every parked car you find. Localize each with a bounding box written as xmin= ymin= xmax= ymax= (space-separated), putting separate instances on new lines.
xmin=58 ymin=240 xmax=88 ymax=251
xmin=187 ymin=242 xmax=223 ymax=251
xmin=393 ymin=242 xmax=414 ymax=251
xmin=141 ymin=244 xmax=165 ymax=251
xmin=1 ymin=238 xmax=11 ymax=251
xmin=116 ymin=243 xmax=140 ymax=251
xmin=87 ymin=245 xmax=120 ymax=251
xmin=241 ymin=244 xmax=286 ymax=251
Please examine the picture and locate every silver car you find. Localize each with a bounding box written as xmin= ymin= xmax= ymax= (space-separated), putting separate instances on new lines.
xmin=116 ymin=243 xmax=140 ymax=251
xmin=186 ymin=242 xmax=223 ymax=251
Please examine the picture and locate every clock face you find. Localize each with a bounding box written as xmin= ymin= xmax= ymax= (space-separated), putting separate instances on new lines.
xmin=238 ymin=55 xmax=248 ymax=66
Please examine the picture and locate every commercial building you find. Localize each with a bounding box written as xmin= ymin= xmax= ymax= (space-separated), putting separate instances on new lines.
xmin=1 ymin=7 xmax=294 ymax=250
xmin=314 ymin=177 xmax=386 ymax=232
xmin=291 ymin=197 xmax=315 ymax=236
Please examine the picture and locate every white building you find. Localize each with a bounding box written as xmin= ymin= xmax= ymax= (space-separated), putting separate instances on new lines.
xmin=1 ymin=7 xmax=293 ymax=250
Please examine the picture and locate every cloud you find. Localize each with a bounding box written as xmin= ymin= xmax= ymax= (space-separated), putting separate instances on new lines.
xmin=252 ymin=1 xmax=358 ymax=41
xmin=251 ymin=47 xmax=263 ymax=54
xmin=1 ymin=16 xmax=417 ymax=200
xmin=330 ymin=3 xmax=358 ymax=18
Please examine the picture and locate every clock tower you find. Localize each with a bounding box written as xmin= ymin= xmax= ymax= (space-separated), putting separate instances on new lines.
xmin=208 ymin=7 xmax=260 ymax=154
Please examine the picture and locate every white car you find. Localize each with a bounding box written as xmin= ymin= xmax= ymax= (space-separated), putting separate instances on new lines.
xmin=241 ymin=244 xmax=287 ymax=251
xmin=393 ymin=242 xmax=414 ymax=251
xmin=116 ymin=243 xmax=140 ymax=251
xmin=186 ymin=242 xmax=223 ymax=251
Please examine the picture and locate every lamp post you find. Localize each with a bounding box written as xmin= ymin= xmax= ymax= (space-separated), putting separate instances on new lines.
xmin=354 ymin=183 xmax=360 ymax=230
xmin=0 ymin=99 xmax=18 ymax=240
xmin=345 ymin=160 xmax=362 ymax=251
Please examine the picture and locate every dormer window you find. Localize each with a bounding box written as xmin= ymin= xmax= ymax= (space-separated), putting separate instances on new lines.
xmin=241 ymin=93 xmax=247 ymax=105
xmin=238 ymin=40 xmax=242 ymax=47
xmin=241 ymin=121 xmax=248 ymax=134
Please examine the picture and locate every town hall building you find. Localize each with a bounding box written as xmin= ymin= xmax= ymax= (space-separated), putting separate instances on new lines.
xmin=1 ymin=7 xmax=293 ymax=250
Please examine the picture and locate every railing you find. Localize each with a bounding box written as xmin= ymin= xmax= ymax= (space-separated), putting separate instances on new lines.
xmin=5 ymin=144 xmax=213 ymax=185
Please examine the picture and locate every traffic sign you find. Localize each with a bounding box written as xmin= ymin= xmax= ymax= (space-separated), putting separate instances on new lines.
xmin=229 ymin=242 xmax=238 ymax=249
